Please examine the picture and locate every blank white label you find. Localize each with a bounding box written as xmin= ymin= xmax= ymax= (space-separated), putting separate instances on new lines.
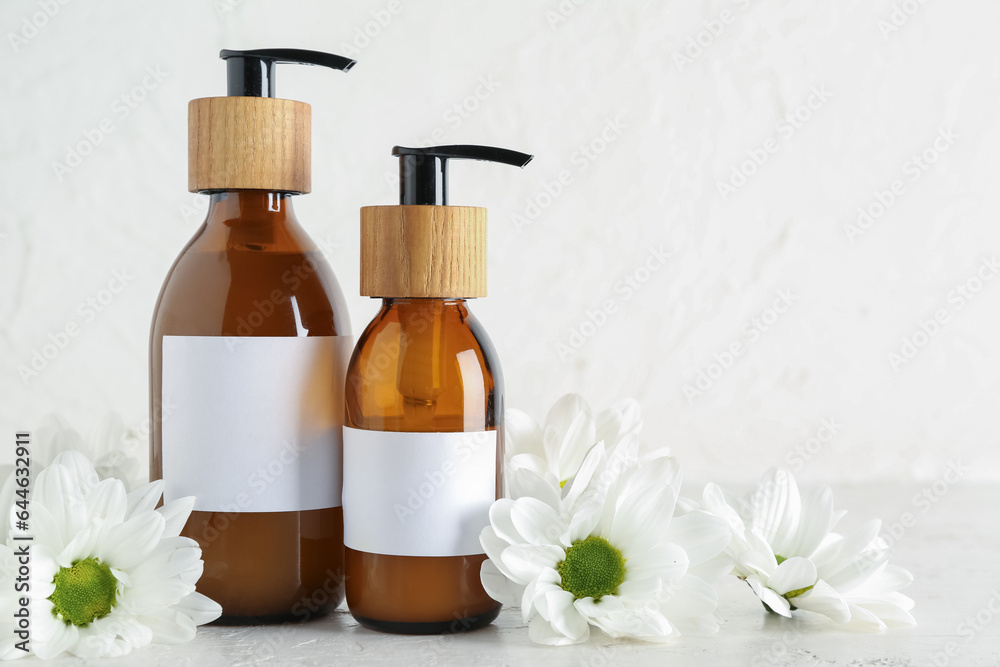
xmin=161 ymin=335 xmax=352 ymax=513
xmin=342 ymin=428 xmax=498 ymax=557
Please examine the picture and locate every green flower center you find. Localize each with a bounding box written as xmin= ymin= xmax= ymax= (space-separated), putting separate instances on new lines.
xmin=49 ymin=557 xmax=119 ymax=627
xmin=557 ymin=535 xmax=626 ymax=601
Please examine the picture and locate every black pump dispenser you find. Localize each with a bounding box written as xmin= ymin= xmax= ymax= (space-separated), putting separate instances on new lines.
xmin=220 ymin=48 xmax=356 ymax=98
xmin=393 ymin=145 xmax=533 ymax=205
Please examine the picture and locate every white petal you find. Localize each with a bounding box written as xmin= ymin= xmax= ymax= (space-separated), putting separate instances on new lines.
xmin=594 ymin=398 xmax=642 ymax=450
xmin=175 ymin=591 xmax=223 ymax=626
xmin=94 ymin=512 xmax=165 ymax=570
xmin=480 ymin=559 xmax=523 ymax=606
xmin=701 ymin=483 xmax=747 ymax=544
xmin=820 ymin=527 xmax=890 ymax=592
xmin=844 ymin=603 xmax=888 ymax=632
xmin=488 ymin=499 xmax=524 ymax=546
xmin=688 ymin=552 xmax=737 ymax=586
xmin=626 ymin=542 xmax=689 ymax=585
xmin=0 ymin=634 xmax=26 ymax=660
xmin=118 ymin=578 xmax=195 ymax=615
xmin=129 ymin=539 xmax=203 ymax=584
xmin=72 ymin=615 xmax=150 ymax=658
xmin=156 ymin=497 xmax=195 ymax=538
xmin=607 ymin=457 xmax=679 ymax=551
xmin=506 ymin=464 xmax=560 ymax=507
xmin=786 ymin=485 xmax=835 ymax=557
xmin=746 ymin=575 xmax=791 ymax=617
xmin=522 ymin=568 xmax=562 ymax=623
xmin=791 ymin=579 xmax=850 ymax=623
xmin=573 ymin=594 xmax=626 ymax=618
xmin=847 ymin=599 xmax=916 ymax=628
xmin=85 ymin=478 xmax=128 ymax=525
xmin=768 ymin=557 xmax=817 ymax=596
xmin=479 ymin=527 xmax=517 ymax=581
xmin=665 ymin=511 xmax=730 ymax=567
xmin=510 ymin=497 xmax=563 ymax=546
xmin=56 ymin=524 xmax=101 ymax=567
xmin=138 ymin=609 xmax=197 ymax=644
xmin=49 ymin=451 xmax=100 ymax=493
xmin=68 ymin=626 xmax=116 ymax=658
xmin=657 ymin=574 xmax=720 ymax=635
xmin=857 ymin=564 xmax=914 ymax=597
xmin=543 ymin=394 xmax=596 ymax=483
xmin=737 ymin=535 xmax=778 ymax=578
xmin=564 ymin=494 xmax=603 ymax=544
xmin=504 ymin=409 xmax=545 ymax=459
xmin=29 ymin=502 xmax=66 ymax=555
xmin=33 ymin=463 xmax=88 ymax=542
xmin=562 ymin=442 xmax=606 ymax=510
xmin=126 ymin=480 xmax=164 ymax=519
xmin=587 ymin=605 xmax=675 ymax=642
xmin=743 ymin=468 xmax=801 ymax=551
xmin=615 ymin=569 xmax=664 ymax=600
xmin=538 ymin=587 xmax=589 ymax=642
xmin=33 ymin=617 xmax=79 ymax=660
xmin=528 ymin=613 xmax=589 ymax=646
xmin=501 ymin=544 xmax=564 ymax=583
xmin=815 ymin=518 xmax=882 ymax=577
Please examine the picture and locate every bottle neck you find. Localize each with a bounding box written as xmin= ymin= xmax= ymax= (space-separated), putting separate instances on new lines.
xmin=384 ymin=298 xmax=471 ymax=408
xmin=202 ymin=190 xmax=302 ymax=250
xmin=382 ymin=297 xmax=470 ymax=319
xmin=204 ymin=190 xmax=297 ymax=225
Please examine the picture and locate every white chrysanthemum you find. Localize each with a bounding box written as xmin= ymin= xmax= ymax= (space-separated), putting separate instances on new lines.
xmin=481 ymin=439 xmax=729 ymax=645
xmin=506 ymin=394 xmax=643 ymax=488
xmin=1 ymin=451 xmax=220 ymax=660
xmin=702 ymin=468 xmax=915 ymax=631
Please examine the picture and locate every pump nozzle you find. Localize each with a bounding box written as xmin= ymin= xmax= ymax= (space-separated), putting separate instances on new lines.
xmin=393 ymin=145 xmax=533 ymax=205
xmin=220 ymin=48 xmax=356 ymax=98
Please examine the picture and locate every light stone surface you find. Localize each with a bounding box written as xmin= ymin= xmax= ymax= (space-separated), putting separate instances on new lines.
xmin=14 ymin=482 xmax=1000 ymax=666
xmin=1 ymin=1 xmax=999 ymax=485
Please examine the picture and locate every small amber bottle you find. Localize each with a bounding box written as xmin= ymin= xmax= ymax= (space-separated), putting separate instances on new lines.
xmin=344 ymin=145 xmax=532 ymax=634
xmin=149 ymin=49 xmax=356 ymax=623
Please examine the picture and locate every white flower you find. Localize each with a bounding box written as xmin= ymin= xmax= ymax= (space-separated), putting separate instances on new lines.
xmin=481 ymin=439 xmax=730 ymax=645
xmin=1 ymin=451 xmax=220 ymax=660
xmin=702 ymin=468 xmax=915 ymax=631
xmin=506 ymin=394 xmax=643 ymax=489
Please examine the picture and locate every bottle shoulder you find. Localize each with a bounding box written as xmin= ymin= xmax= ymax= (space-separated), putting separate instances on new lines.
xmin=151 ymin=241 xmax=350 ymax=338
xmin=350 ymin=302 xmax=499 ymax=370
xmin=346 ymin=301 xmax=502 ymax=429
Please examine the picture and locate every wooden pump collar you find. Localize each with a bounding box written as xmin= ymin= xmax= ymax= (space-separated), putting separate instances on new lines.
xmin=188 ymin=96 xmax=311 ymax=194
xmin=360 ymin=205 xmax=487 ymax=299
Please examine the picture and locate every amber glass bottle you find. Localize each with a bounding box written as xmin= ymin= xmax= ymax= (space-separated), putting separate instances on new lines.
xmin=344 ymin=298 xmax=503 ymax=632
xmin=342 ymin=145 xmax=531 ymax=634
xmin=151 ymin=191 xmax=350 ymax=623
xmin=150 ymin=48 xmax=356 ymax=623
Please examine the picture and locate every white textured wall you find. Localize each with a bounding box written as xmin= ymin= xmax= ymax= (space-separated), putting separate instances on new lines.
xmin=1 ymin=0 xmax=998 ymax=483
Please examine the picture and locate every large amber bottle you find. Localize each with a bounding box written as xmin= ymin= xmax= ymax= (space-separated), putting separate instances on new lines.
xmin=344 ymin=145 xmax=532 ymax=634
xmin=149 ymin=49 xmax=356 ymax=623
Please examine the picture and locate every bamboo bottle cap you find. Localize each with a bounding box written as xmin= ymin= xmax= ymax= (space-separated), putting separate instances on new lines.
xmin=187 ymin=48 xmax=356 ymax=193
xmin=188 ymin=97 xmax=311 ymax=194
xmin=359 ymin=145 xmax=531 ymax=299
xmin=360 ymin=205 xmax=487 ymax=298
